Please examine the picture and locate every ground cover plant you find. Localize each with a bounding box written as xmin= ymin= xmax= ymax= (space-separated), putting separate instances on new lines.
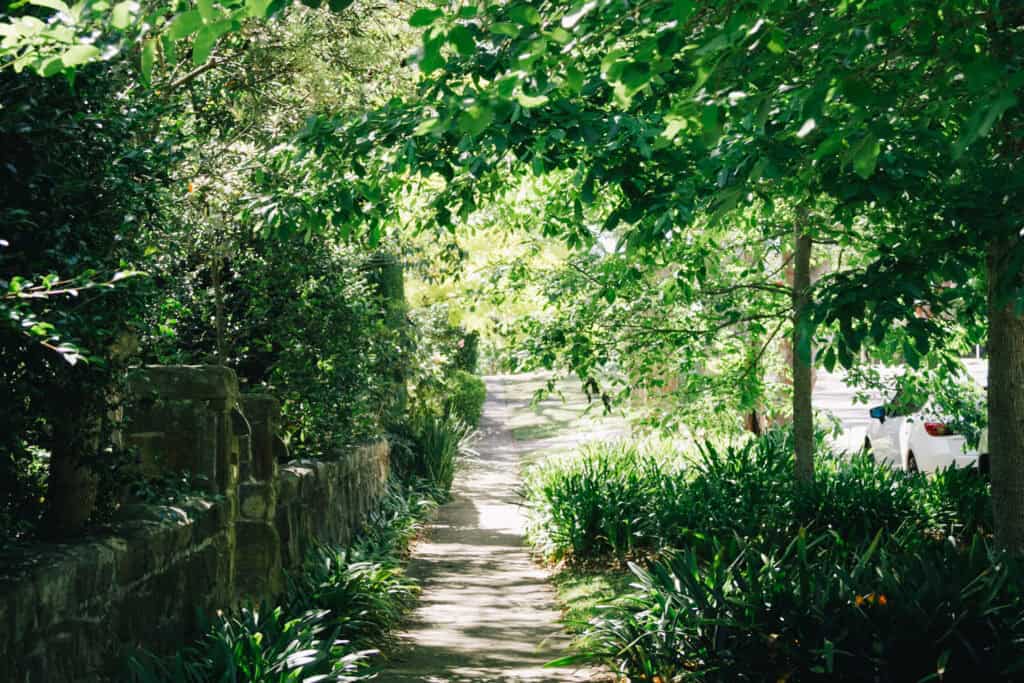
xmin=525 ymin=433 xmax=1020 ymax=681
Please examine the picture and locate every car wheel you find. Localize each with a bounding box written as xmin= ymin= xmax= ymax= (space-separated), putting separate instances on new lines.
xmin=906 ymin=452 xmax=919 ymax=473
xmin=979 ymin=453 xmax=990 ymax=477
xmin=864 ymin=437 xmax=875 ymax=463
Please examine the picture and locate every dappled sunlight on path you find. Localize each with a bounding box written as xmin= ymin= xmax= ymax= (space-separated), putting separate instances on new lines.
xmin=383 ymin=373 xmax=622 ymax=682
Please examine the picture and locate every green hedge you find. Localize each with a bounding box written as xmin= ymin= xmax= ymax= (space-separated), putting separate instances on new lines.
xmin=446 ymin=370 xmax=487 ymax=427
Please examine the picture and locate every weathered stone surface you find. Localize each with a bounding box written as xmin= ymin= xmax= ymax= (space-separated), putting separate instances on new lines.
xmin=241 ymin=394 xmax=284 ymax=481
xmin=0 ymin=455 xmax=388 ymax=681
xmin=1 ymin=363 xmax=391 ymax=682
xmin=126 ymin=366 xmax=247 ymax=495
xmin=235 ymin=521 xmax=283 ymax=599
xmin=127 ymin=364 xmax=240 ymax=403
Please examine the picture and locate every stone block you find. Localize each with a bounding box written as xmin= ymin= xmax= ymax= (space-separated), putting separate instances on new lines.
xmin=0 ymin=421 xmax=390 ymax=681
xmin=239 ymin=481 xmax=276 ymax=522
xmin=235 ymin=521 xmax=283 ymax=601
xmin=241 ymin=394 xmax=284 ymax=481
xmin=127 ymin=365 xmax=240 ymax=404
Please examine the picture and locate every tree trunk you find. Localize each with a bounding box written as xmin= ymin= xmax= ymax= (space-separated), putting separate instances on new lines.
xmin=792 ymin=225 xmax=814 ymax=483
xmin=988 ymin=238 xmax=1024 ymax=553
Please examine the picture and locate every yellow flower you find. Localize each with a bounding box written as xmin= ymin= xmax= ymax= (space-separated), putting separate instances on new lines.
xmin=867 ymin=593 xmax=876 ymax=604
xmin=878 ymin=594 xmax=888 ymax=606
xmin=855 ymin=595 xmax=864 ymax=607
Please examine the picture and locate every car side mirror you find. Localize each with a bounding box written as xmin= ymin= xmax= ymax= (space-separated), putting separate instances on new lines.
xmin=869 ymin=406 xmax=886 ymax=423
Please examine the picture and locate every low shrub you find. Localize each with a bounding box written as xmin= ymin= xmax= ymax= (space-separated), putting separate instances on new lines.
xmin=524 ymin=440 xmax=674 ymax=561
xmin=909 ymin=462 xmax=993 ymax=540
xmin=526 ymin=432 xmax=993 ymax=565
xmin=562 ymin=531 xmax=1024 ymax=682
xmin=802 ymin=450 xmax=919 ymax=541
xmin=128 ymin=605 xmax=373 ymax=683
xmin=530 ymin=433 xmax=1009 ymax=682
xmin=445 ymin=370 xmax=487 ymax=427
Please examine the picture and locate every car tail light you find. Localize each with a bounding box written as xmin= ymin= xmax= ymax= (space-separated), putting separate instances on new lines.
xmin=924 ymin=422 xmax=954 ymax=437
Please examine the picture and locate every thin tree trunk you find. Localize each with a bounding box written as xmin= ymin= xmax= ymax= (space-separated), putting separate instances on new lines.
xmin=988 ymin=238 xmax=1024 ymax=553
xmin=212 ymin=250 xmax=226 ymax=366
xmin=792 ymin=225 xmax=814 ymax=483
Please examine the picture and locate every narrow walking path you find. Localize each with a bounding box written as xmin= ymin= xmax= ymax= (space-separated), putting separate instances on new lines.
xmin=383 ymin=373 xmax=622 ymax=682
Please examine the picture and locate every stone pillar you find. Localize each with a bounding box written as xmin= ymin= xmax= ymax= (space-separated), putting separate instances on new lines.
xmin=125 ymin=365 xmax=244 ymax=603
xmin=126 ymin=365 xmax=245 ymax=496
xmin=235 ymin=394 xmax=285 ymax=600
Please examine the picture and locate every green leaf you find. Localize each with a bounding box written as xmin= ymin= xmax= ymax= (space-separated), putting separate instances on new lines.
xmin=167 ymin=9 xmax=202 ymax=40
xmin=197 ymin=0 xmax=217 ymax=22
xmin=766 ymin=28 xmax=786 ymax=54
xmin=328 ymin=0 xmax=354 ymax=12
xmin=565 ymin=66 xmax=583 ymax=92
xmin=162 ymin=32 xmax=177 ymax=63
xmin=954 ymin=93 xmax=1017 ymax=159
xmin=903 ymin=337 xmax=920 ymax=368
xmin=620 ymin=61 xmax=650 ymax=92
xmin=491 ymin=22 xmax=520 ymax=37
xmin=701 ymin=105 xmax=722 ymax=146
xmin=851 ymin=132 xmax=881 ymax=179
xmin=27 ymin=0 xmax=69 ymax=13
xmin=661 ymin=115 xmax=688 ymax=140
xmin=409 ymin=8 xmax=442 ymax=27
xmin=245 ymin=0 xmax=272 ymax=18
xmin=448 ymin=25 xmax=474 ymax=57
xmin=38 ymin=55 xmax=64 ymax=76
xmin=413 ymin=117 xmax=445 ymax=136
xmin=515 ymin=91 xmax=548 ymax=108
xmin=670 ymin=0 xmax=695 ymax=22
xmin=546 ymin=26 xmax=572 ymax=44
xmin=61 ymin=43 xmax=100 ymax=67
xmin=457 ymin=104 xmax=494 ymax=135
xmin=508 ymin=4 xmax=541 ymax=25
xmin=110 ymin=0 xmax=138 ymax=29
xmin=418 ymin=37 xmax=444 ymax=73
xmin=140 ymin=37 xmax=156 ymax=84
xmin=190 ymin=20 xmax=231 ymax=65
xmin=192 ymin=24 xmax=216 ymax=64
xmin=823 ymin=346 xmax=837 ymax=373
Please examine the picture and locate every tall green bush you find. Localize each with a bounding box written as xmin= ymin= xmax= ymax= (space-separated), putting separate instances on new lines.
xmin=0 ymin=66 xmax=175 ymax=538
xmin=147 ymin=239 xmax=400 ymax=458
xmin=445 ymin=370 xmax=487 ymax=427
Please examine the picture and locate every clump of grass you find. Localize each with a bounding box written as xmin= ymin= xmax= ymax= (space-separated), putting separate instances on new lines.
xmin=388 ymin=411 xmax=477 ymax=503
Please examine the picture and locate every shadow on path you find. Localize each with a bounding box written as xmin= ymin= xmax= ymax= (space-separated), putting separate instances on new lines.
xmin=382 ymin=374 xmax=617 ymax=683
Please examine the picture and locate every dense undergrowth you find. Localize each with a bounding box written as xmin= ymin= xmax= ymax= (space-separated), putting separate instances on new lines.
xmin=525 ymin=433 xmax=1024 ymax=682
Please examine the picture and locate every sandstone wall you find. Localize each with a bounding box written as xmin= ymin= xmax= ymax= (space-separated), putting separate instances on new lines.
xmin=0 ymin=365 xmax=390 ymax=683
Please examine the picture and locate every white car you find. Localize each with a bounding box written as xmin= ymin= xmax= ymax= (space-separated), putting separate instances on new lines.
xmin=864 ymin=402 xmax=987 ymax=473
